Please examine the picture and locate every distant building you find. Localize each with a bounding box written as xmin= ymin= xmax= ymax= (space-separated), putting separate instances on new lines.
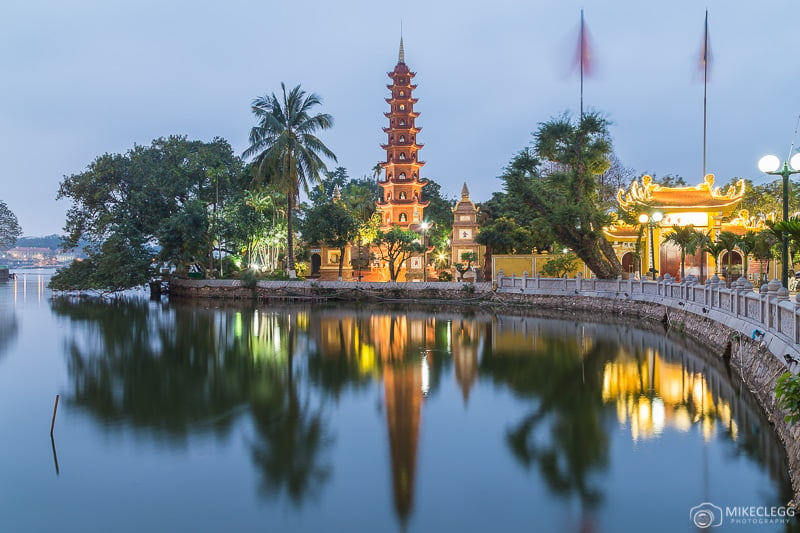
xmin=450 ymin=183 xmax=484 ymax=281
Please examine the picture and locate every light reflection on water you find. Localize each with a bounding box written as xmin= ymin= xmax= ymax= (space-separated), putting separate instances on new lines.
xmin=0 ymin=277 xmax=797 ymax=533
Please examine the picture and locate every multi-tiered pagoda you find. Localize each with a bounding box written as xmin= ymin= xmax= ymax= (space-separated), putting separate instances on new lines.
xmin=376 ymin=37 xmax=429 ymax=231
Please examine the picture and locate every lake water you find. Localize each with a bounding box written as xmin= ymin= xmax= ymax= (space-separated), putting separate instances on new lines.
xmin=0 ymin=271 xmax=797 ymax=532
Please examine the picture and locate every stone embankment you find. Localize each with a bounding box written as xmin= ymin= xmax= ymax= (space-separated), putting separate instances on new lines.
xmin=170 ymin=273 xmax=800 ymax=498
xmin=169 ymin=278 xmax=494 ymax=302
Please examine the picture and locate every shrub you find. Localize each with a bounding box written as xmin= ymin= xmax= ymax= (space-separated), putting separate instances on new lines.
xmin=775 ymin=371 xmax=800 ymax=424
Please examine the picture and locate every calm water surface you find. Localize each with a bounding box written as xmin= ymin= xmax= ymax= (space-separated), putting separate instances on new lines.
xmin=0 ymin=271 xmax=797 ymax=533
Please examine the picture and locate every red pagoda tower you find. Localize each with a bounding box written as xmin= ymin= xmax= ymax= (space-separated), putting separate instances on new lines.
xmin=376 ymin=37 xmax=429 ymax=230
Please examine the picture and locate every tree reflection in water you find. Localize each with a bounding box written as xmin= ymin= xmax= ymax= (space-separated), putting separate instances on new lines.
xmin=482 ymin=331 xmax=614 ymax=507
xmin=50 ymin=297 xmax=332 ymax=506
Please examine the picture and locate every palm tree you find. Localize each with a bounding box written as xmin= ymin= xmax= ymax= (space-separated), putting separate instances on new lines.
xmin=717 ymin=231 xmax=740 ymax=285
xmin=736 ymin=231 xmax=758 ymax=284
xmin=702 ymin=231 xmax=726 ymax=277
xmin=663 ymin=224 xmax=700 ymax=280
xmin=753 ymin=229 xmax=778 ymax=284
xmin=243 ymin=83 xmax=337 ymax=278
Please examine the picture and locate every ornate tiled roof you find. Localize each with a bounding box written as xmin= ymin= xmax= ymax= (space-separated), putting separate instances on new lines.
xmin=617 ymin=174 xmax=745 ymax=214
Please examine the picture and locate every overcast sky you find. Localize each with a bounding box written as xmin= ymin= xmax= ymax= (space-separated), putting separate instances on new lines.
xmin=2 ymin=0 xmax=799 ymax=236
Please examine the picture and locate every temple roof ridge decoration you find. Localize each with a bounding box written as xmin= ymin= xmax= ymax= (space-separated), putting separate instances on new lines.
xmin=617 ymin=173 xmax=746 ymax=214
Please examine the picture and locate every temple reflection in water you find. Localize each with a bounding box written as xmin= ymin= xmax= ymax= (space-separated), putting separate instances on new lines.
xmin=259 ymin=307 xmax=784 ymax=525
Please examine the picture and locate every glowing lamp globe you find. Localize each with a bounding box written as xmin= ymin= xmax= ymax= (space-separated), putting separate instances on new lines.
xmin=758 ymin=155 xmax=781 ymax=173
xmin=791 ymin=153 xmax=800 ymax=171
xmin=651 ymin=211 xmax=664 ymax=223
xmin=638 ymin=214 xmax=649 ymax=224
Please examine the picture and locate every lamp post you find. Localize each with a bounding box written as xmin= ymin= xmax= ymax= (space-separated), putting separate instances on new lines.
xmin=638 ymin=211 xmax=663 ymax=280
xmin=758 ymin=153 xmax=800 ymax=288
xmin=420 ymin=221 xmax=430 ymax=282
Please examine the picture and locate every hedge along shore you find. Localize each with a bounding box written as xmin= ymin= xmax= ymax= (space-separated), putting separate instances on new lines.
xmin=169 ymin=274 xmax=800 ymax=499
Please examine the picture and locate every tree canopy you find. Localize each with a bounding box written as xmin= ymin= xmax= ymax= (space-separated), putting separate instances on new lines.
xmin=0 ymin=200 xmax=22 ymax=250
xmin=484 ymin=112 xmax=623 ymax=278
xmin=51 ymin=136 xmax=243 ymax=291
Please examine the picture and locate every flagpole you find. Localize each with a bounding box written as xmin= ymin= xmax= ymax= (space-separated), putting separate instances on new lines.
xmin=580 ymin=9 xmax=585 ymax=119
xmin=702 ymin=9 xmax=709 ymax=177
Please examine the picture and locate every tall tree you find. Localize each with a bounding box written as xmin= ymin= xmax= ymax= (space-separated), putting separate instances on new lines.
xmin=0 ymin=200 xmax=22 ymax=250
xmin=243 ymin=83 xmax=337 ymax=279
xmin=717 ymin=230 xmax=740 ymax=284
xmin=503 ymin=112 xmax=622 ymax=278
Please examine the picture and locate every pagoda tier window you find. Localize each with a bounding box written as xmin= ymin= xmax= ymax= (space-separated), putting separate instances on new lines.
xmin=399 ymin=191 xmax=407 ymax=200
xmin=399 ymin=172 xmax=406 ymax=180
xmin=399 ymin=213 xmax=408 ymax=222
xmin=399 ymin=119 xmax=405 ymax=126
xmin=399 ymin=104 xmax=405 ymax=111
xmin=399 ymin=135 xmax=405 ymax=143
xmin=413 ymin=192 xmax=418 ymax=200
xmin=399 ymin=153 xmax=406 ymax=160
xmin=399 ymin=90 xmax=405 ymax=96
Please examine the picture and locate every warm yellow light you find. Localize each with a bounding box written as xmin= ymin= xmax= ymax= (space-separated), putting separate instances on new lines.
xmin=759 ymin=154 xmax=781 ymax=173
xmin=638 ymin=214 xmax=649 ymax=224
xmin=651 ymin=211 xmax=663 ymax=223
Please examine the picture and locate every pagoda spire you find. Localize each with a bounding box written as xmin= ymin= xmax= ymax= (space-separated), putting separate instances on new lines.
xmin=398 ymin=35 xmax=405 ymax=64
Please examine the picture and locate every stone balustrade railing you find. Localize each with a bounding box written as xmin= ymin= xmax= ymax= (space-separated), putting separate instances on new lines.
xmin=495 ymin=270 xmax=800 ymax=362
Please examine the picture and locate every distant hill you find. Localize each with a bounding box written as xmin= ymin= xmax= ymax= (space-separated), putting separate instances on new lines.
xmin=16 ymin=235 xmax=93 ymax=251
xmin=17 ymin=234 xmax=64 ymax=250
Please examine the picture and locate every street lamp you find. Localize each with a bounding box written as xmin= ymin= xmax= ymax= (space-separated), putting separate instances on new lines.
xmin=758 ymin=153 xmax=800 ymax=288
xmin=420 ymin=221 xmax=430 ymax=282
xmin=638 ymin=211 xmax=663 ymax=280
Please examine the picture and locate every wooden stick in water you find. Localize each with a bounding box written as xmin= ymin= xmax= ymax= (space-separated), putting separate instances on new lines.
xmin=50 ymin=395 xmax=60 ymax=436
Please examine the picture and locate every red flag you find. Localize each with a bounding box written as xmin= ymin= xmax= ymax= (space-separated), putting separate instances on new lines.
xmin=572 ymin=10 xmax=595 ymax=78
xmin=697 ymin=10 xmax=712 ymax=81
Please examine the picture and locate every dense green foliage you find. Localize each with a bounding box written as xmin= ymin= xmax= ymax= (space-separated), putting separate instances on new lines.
xmin=52 ymin=136 xmax=243 ymax=291
xmin=775 ymin=372 xmax=800 ymax=424
xmin=0 ymin=199 xmax=22 ymax=250
xmin=243 ymin=83 xmax=337 ymax=278
xmin=373 ymin=227 xmax=424 ymax=282
xmin=540 ymin=252 xmax=579 ymax=278
xmin=483 ymin=113 xmax=622 ymax=278
xmin=419 ymin=179 xmax=455 ymax=249
xmin=301 ymin=201 xmax=358 ymax=280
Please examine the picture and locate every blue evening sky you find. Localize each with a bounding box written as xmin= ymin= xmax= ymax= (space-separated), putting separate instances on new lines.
xmin=1 ymin=0 xmax=798 ymax=236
